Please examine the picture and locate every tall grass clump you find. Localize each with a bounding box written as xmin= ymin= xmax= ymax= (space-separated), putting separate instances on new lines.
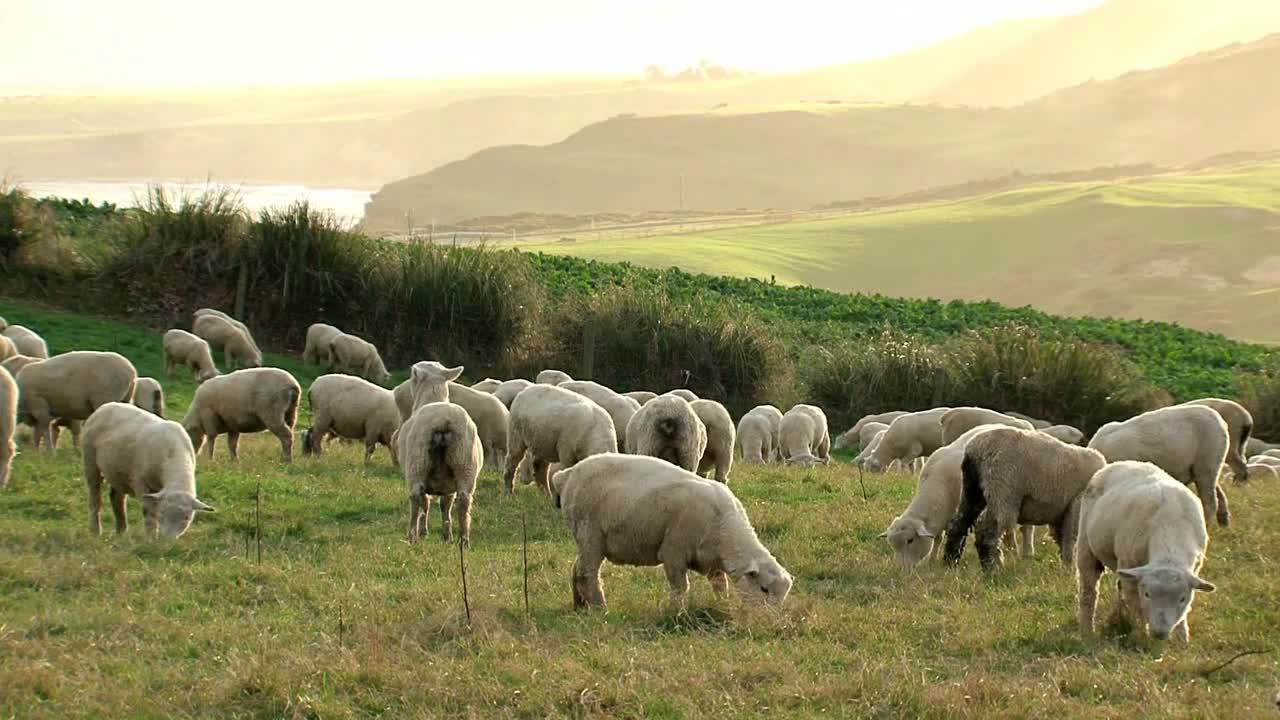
xmin=0 ymin=181 xmax=49 ymax=272
xmin=547 ymin=285 xmax=794 ymax=415
xmin=1241 ymin=368 xmax=1280 ymax=442
xmin=104 ymin=185 xmax=248 ymax=277
xmin=808 ymin=333 xmax=952 ymax=431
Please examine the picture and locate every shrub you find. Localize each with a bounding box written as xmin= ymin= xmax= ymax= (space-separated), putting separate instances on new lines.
xmin=1241 ymin=369 xmax=1280 ymax=442
xmin=0 ymin=182 xmax=49 ymax=272
xmin=808 ymin=333 xmax=952 ymax=431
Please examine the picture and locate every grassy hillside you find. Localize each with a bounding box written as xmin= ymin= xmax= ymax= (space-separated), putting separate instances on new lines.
xmin=519 ymin=161 xmax=1280 ymax=346
xmin=2 ymin=305 xmax=1278 ymax=718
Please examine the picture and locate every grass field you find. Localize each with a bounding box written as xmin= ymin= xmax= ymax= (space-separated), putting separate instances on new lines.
xmin=3 ymin=306 xmax=1280 ymax=718
xmin=521 ymin=162 xmax=1280 ymax=346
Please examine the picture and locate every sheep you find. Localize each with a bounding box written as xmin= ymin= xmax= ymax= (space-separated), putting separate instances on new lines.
xmin=1 ymin=354 xmax=41 ymax=376
xmin=863 ymin=407 xmax=951 ymax=472
xmin=1088 ymin=405 xmax=1232 ymax=528
xmin=736 ymin=408 xmax=777 ymax=465
xmin=944 ymin=427 xmax=1106 ymax=570
xmin=623 ymin=390 xmax=658 ymax=405
xmin=833 ymin=419 xmax=885 ymax=451
xmin=0 ymin=366 xmax=14 ymax=489
xmin=15 ymin=351 xmax=138 ymax=452
xmin=504 ymin=384 xmax=617 ymax=495
xmin=560 ymin=380 xmax=641 ymax=449
xmin=665 ymin=389 xmax=699 ymax=402
xmin=329 ymin=332 xmax=391 ymax=386
xmin=493 ymin=379 xmax=533 ymax=408
xmin=1244 ymin=437 xmax=1280 ymax=457
xmin=625 ymin=394 xmax=706 ymax=472
xmin=182 ymin=367 xmax=300 ymax=462
xmin=397 ymin=397 xmax=482 ymax=545
xmin=407 ymin=362 xmax=463 ymax=410
xmin=162 ymin=329 xmax=220 ymax=383
xmin=132 ymin=377 xmax=166 ymax=418
xmin=853 ymin=429 xmax=887 ymax=468
xmin=471 ymin=378 xmax=502 ymax=393
xmin=303 ymin=374 xmax=401 ymax=463
xmin=302 ymin=323 xmax=342 ymax=368
xmin=0 ymin=335 xmax=16 ymax=361
xmin=691 ymin=399 xmax=735 ymax=484
xmin=2 ymin=325 xmax=48 ymax=359
xmin=193 ymin=313 xmax=262 ymax=369
xmin=940 ymin=407 xmax=1034 ymax=445
xmin=446 ymin=381 xmax=510 ymax=470
xmin=1182 ymin=398 xmax=1252 ymax=484
xmin=1040 ymin=424 xmax=1085 ymax=445
xmin=536 ymin=369 xmax=573 ymax=385
xmin=192 ymin=308 xmax=261 ymax=356
xmin=1005 ymin=411 xmax=1052 ymax=430
xmin=856 ymin=421 xmax=890 ymax=448
xmin=780 ymin=404 xmax=831 ymax=467
xmin=744 ymin=404 xmax=784 ymax=461
xmin=1250 ymin=453 xmax=1280 ymax=466
xmin=551 ymin=453 xmax=792 ymax=609
xmin=0 ymin=316 xmax=5 ymax=330
xmin=881 ymin=424 xmax=1035 ymax=569
xmin=81 ymin=402 xmax=215 ymax=538
xmin=1076 ymin=461 xmax=1216 ymax=642
xmin=1246 ymin=462 xmax=1279 ymax=481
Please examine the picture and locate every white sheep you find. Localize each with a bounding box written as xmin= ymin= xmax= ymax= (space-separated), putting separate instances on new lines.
xmin=1005 ymin=411 xmax=1052 ymax=430
xmin=329 ymin=332 xmax=391 ymax=385
xmin=625 ymin=394 xmax=706 ymax=472
xmin=15 ymin=351 xmax=138 ymax=452
xmin=1040 ymin=424 xmax=1085 ymax=444
xmin=446 ymin=381 xmax=510 ymax=470
xmin=691 ymin=399 xmax=735 ymax=484
xmin=940 ymin=407 xmax=1034 ymax=445
xmin=405 ymin=362 xmax=463 ymax=409
xmin=850 ymin=410 xmax=908 ymax=436
xmin=560 ymin=379 xmax=641 ymax=449
xmin=536 ymin=369 xmax=573 ymax=385
xmin=779 ymin=404 xmax=831 ymax=467
xmin=1245 ymin=462 xmax=1279 ymax=481
xmin=304 ymin=374 xmax=401 ymax=463
xmin=1088 ymin=405 xmax=1232 ymax=528
xmin=193 ymin=313 xmax=262 ymax=369
xmin=1077 ymin=461 xmax=1216 ymax=642
xmin=81 ymin=402 xmax=215 ymax=538
xmin=302 ymin=323 xmax=342 ymax=367
xmin=1244 ymin=437 xmax=1280 ymax=457
xmin=863 ymin=407 xmax=951 ymax=472
xmin=132 ymin=377 xmax=166 ymax=418
xmin=551 ymin=453 xmax=792 ymax=609
xmin=1 ymin=354 xmax=41 ymax=377
xmin=853 ymin=427 xmax=888 ymax=468
xmin=182 ymin=367 xmax=301 ymax=462
xmin=665 ymin=389 xmax=699 ymax=402
xmin=944 ymin=427 xmax=1106 ymax=570
xmin=623 ymin=390 xmax=658 ymax=405
xmin=744 ymin=404 xmax=783 ymax=461
xmin=0 ymin=366 xmax=15 ymax=489
xmin=163 ymin=329 xmax=220 ymax=383
xmin=193 ymin=308 xmax=261 ymax=356
xmin=397 ymin=399 xmax=482 ymax=545
xmin=1182 ymin=398 xmax=1253 ymax=483
xmin=736 ymin=408 xmax=777 ymax=465
xmin=0 ymin=335 xmax=18 ymax=361
xmin=493 ymin=379 xmax=533 ymax=408
xmin=2 ymin=325 xmax=49 ymax=359
xmin=505 ymin=384 xmax=617 ymax=495
xmin=470 ymin=378 xmax=502 ymax=393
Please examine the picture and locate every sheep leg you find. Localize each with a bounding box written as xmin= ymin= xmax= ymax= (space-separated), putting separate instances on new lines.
xmin=707 ymin=570 xmax=729 ymax=597
xmin=1118 ymin=576 xmax=1142 ymax=636
xmin=1213 ymin=484 xmax=1231 ymax=527
xmin=943 ymin=491 xmax=985 ymax=566
xmin=531 ymin=458 xmax=552 ymax=495
xmin=572 ymin=541 xmax=606 ymax=609
xmin=1019 ymin=525 xmax=1036 ymax=559
xmin=226 ymin=432 xmax=241 ymax=462
xmin=1076 ymin=544 xmax=1103 ymax=635
xmin=85 ymin=455 xmax=104 ymax=536
xmin=973 ymin=509 xmax=1006 ymax=571
xmin=439 ymin=493 xmax=455 ymax=544
xmin=1190 ymin=467 xmax=1217 ymax=528
xmin=1056 ymin=501 xmax=1082 ymax=567
xmin=1000 ymin=527 xmax=1019 ymax=554
xmin=1173 ymin=617 xmax=1190 ymax=643
xmin=68 ymin=420 xmax=82 ymax=449
xmin=502 ymin=438 xmax=529 ymax=494
xmin=35 ymin=417 xmax=53 ymax=453
xmin=0 ymin=440 xmax=11 ymax=490
xmin=455 ymin=492 xmax=472 ymax=547
xmin=407 ymin=492 xmax=423 ymax=544
xmin=270 ymin=423 xmax=293 ymax=463
xmin=109 ymin=487 xmax=128 ymax=534
xmin=662 ymin=562 xmax=690 ymax=608
xmin=203 ymin=433 xmax=216 ymax=460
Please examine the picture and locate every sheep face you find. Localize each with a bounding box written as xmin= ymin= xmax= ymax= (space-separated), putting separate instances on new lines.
xmin=1117 ymin=565 xmax=1215 ymax=640
xmin=144 ymin=490 xmax=215 ymax=539
xmin=881 ymin=516 xmax=935 ymax=570
xmin=831 ymin=430 xmax=858 ymax=450
xmin=734 ymin=559 xmax=793 ymax=607
xmin=410 ymin=362 xmax=463 ymax=407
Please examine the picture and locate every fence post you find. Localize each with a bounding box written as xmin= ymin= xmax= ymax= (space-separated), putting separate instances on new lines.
xmin=234 ymin=259 xmax=248 ymax=320
xmin=581 ymin=320 xmax=596 ymax=380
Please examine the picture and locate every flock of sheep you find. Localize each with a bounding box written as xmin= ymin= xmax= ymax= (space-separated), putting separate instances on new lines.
xmin=2 ymin=308 xmax=1280 ymax=642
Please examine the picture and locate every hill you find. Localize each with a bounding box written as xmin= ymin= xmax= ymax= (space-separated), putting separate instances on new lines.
xmin=517 ymin=160 xmax=1280 ymax=346
xmin=362 ymin=33 xmax=1280 ymax=226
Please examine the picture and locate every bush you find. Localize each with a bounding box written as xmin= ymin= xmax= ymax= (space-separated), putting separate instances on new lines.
xmin=1241 ymin=369 xmax=1280 ymax=442
xmin=0 ymin=182 xmax=49 ymax=272
xmin=808 ymin=333 xmax=952 ymax=431
xmin=547 ymin=285 xmax=794 ymax=415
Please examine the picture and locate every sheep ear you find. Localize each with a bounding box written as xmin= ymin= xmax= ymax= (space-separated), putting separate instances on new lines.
xmin=916 ymin=527 xmax=934 ymax=538
xmin=877 ymin=530 xmax=889 ymax=539
xmin=1117 ymin=566 xmax=1150 ymax=581
xmin=143 ymin=492 xmax=164 ymax=500
xmin=443 ymin=365 xmax=464 ymax=382
xmin=1190 ymin=574 xmax=1215 ymax=592
xmin=193 ymin=499 xmax=217 ymax=513
xmin=411 ymin=365 xmax=424 ymax=382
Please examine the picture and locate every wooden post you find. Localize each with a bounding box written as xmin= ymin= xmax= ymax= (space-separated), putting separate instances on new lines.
xmin=581 ymin=320 xmax=596 ymax=380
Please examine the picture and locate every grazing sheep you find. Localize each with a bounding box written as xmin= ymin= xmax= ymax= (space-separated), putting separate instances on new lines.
xmin=536 ymin=369 xmax=573 ymax=385
xmin=944 ymin=427 xmax=1106 ymax=570
xmin=780 ymin=404 xmax=831 ymax=467
xmin=665 ymin=389 xmax=699 ymax=402
xmin=2 ymin=325 xmax=48 ymax=359
xmin=15 ymin=351 xmax=138 ymax=452
xmin=0 ymin=366 xmax=14 ymax=489
xmin=623 ymin=390 xmax=658 ymax=405
xmin=81 ymin=402 xmax=215 ymax=538
xmin=940 ymin=407 xmax=1034 ymax=445
xmin=471 ymin=378 xmax=502 ymax=393
xmin=856 ymin=421 xmax=890 ymax=448
xmin=736 ymin=408 xmax=777 ymax=465
xmin=304 ymin=374 xmax=401 ymax=463
xmin=329 ymin=333 xmax=391 ymax=386
xmin=193 ymin=314 xmax=262 ymax=369
xmin=1244 ymin=437 xmax=1280 ymax=457
xmin=162 ymin=329 xmax=220 ymax=383
xmin=1245 ymin=462 xmax=1279 ymax=481
xmin=560 ymin=380 xmax=641 ymax=449
xmin=392 ymin=379 xmax=414 ymax=422
xmin=1088 ymin=405 xmax=1232 ymax=528
xmin=397 ymin=399 xmax=481 ymax=545
xmin=182 ymin=367 xmax=300 ymax=462
xmin=833 ymin=419 xmax=884 ymax=451
xmin=505 ymin=384 xmax=617 ymax=495
xmin=0 ymin=335 xmax=16 ymax=361
xmin=850 ymin=411 xmax=909 ymax=436
xmin=691 ymin=399 xmax=735 ymax=484
xmin=1250 ymin=453 xmax=1280 ymax=466
xmin=744 ymin=405 xmax=784 ymax=461
xmin=493 ymin=378 xmax=533 ymax=408
xmin=552 ymin=453 xmax=792 ymax=609
xmin=1005 ymin=411 xmax=1052 ymax=430
xmin=853 ymin=429 xmax=887 ymax=468
xmin=1041 ymin=424 xmax=1085 ymax=445
xmin=1182 ymin=398 xmax=1252 ymax=483
xmin=302 ymin=323 xmax=342 ymax=367
xmin=625 ymin=394 xmax=706 ymax=472
xmin=446 ymin=381 xmax=510 ymax=470
xmin=863 ymin=408 xmax=951 ymax=472
xmin=1077 ymin=461 xmax=1215 ymax=642
xmin=881 ymin=424 xmax=1034 ymax=569
xmin=1 ymin=354 xmax=41 ymax=376
xmin=132 ymin=377 xmax=166 ymax=418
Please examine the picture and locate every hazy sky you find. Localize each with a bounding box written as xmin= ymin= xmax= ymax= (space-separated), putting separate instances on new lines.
xmin=2 ymin=0 xmax=1102 ymax=92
